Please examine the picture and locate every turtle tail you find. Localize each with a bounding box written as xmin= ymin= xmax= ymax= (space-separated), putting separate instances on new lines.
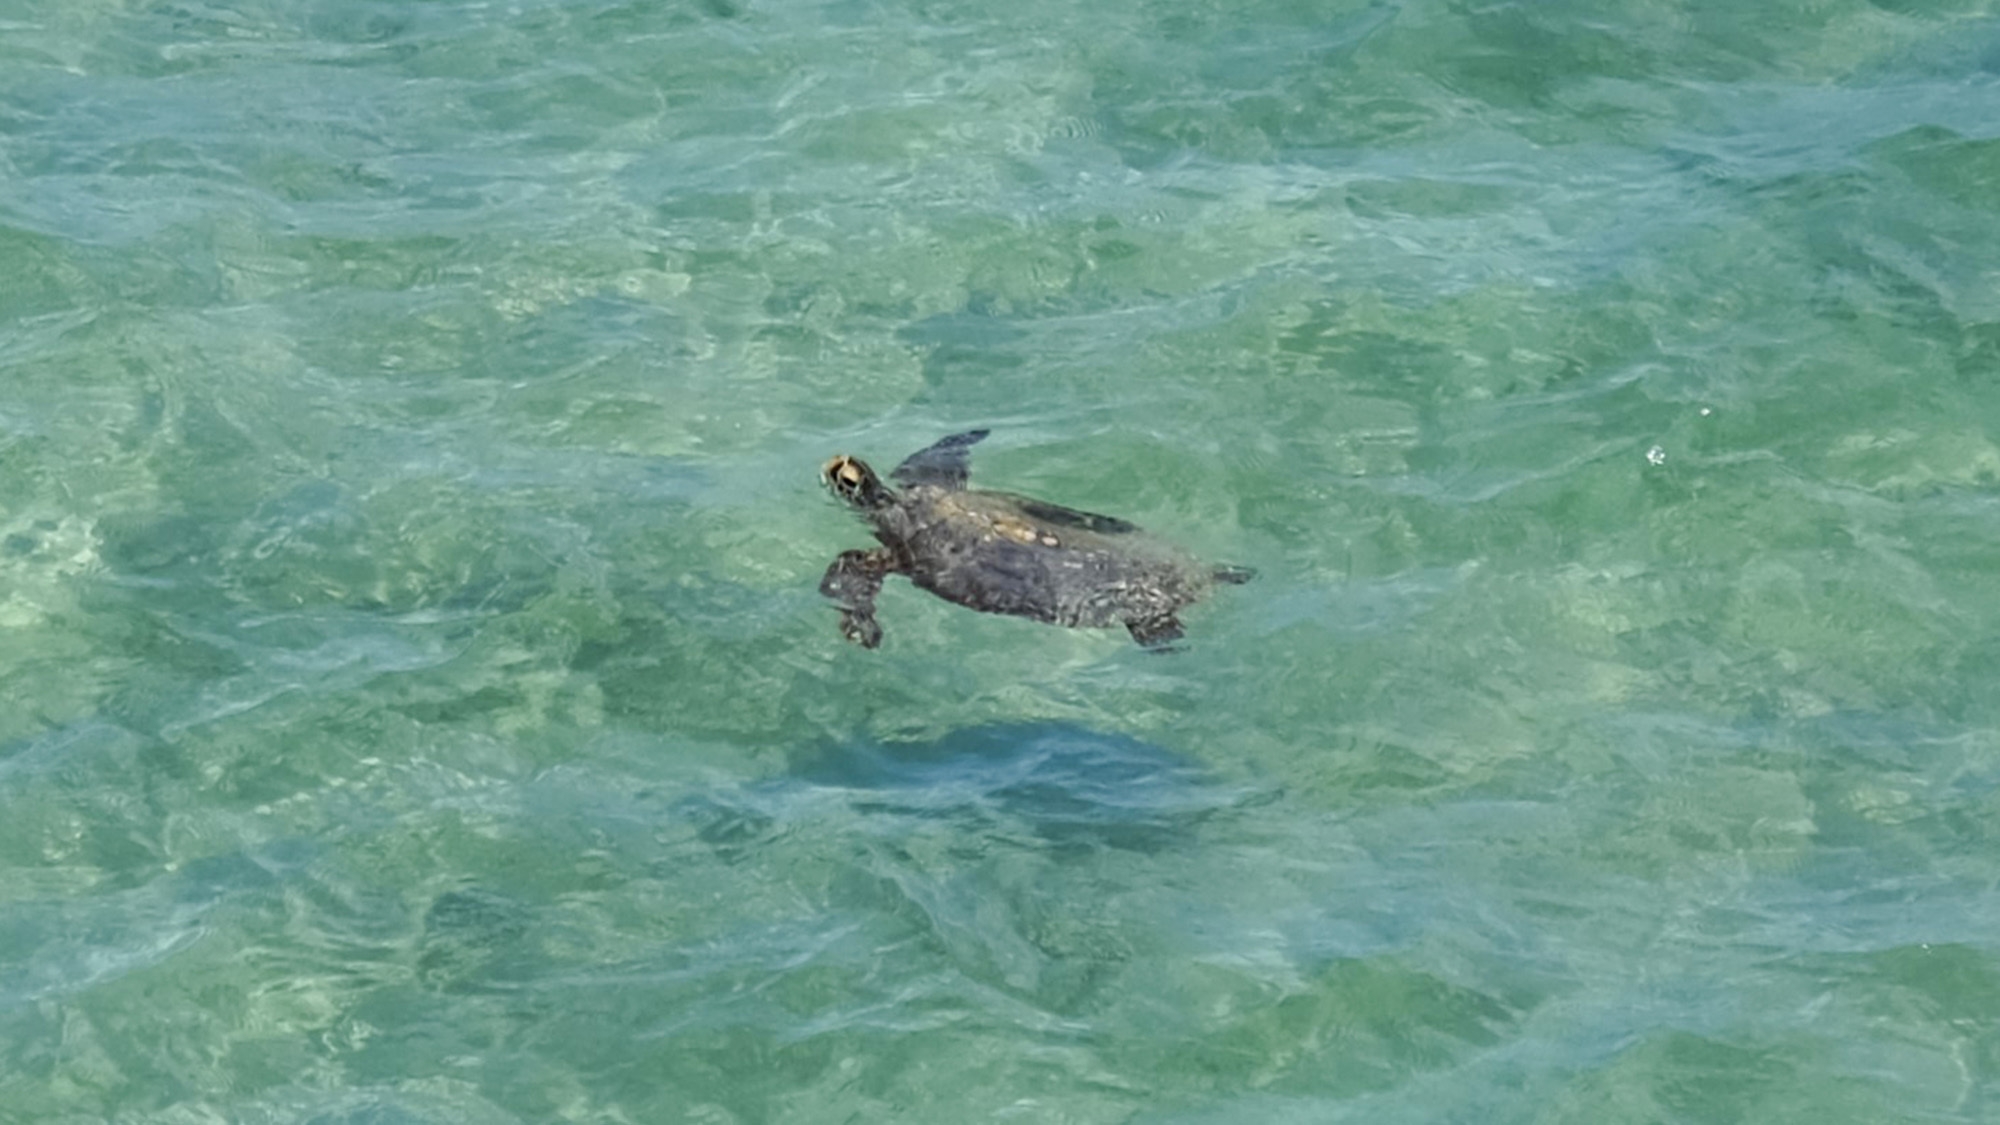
xmin=1211 ymin=565 xmax=1256 ymax=585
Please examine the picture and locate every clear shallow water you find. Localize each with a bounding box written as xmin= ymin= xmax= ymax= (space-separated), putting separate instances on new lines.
xmin=4 ymin=0 xmax=2000 ymax=1120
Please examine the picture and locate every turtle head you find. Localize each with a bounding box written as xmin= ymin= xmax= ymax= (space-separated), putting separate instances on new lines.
xmin=822 ymin=454 xmax=896 ymax=510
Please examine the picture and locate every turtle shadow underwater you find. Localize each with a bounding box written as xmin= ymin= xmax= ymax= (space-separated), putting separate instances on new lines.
xmin=680 ymin=723 xmax=1257 ymax=857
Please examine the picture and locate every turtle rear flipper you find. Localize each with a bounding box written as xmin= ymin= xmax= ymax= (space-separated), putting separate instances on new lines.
xmin=1127 ymin=615 xmax=1184 ymax=648
xmin=891 ymin=428 xmax=988 ymax=489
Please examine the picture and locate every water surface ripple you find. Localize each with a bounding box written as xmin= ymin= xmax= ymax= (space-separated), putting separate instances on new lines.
xmin=3 ymin=0 xmax=1999 ymax=1121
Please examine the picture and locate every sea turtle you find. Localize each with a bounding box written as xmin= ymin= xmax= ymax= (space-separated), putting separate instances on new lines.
xmin=819 ymin=429 xmax=1252 ymax=649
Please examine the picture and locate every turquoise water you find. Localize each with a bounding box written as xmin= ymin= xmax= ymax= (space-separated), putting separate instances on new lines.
xmin=6 ymin=0 xmax=2000 ymax=1119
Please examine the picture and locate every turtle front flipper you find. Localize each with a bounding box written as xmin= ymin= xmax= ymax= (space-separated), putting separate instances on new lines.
xmin=1010 ymin=496 xmax=1140 ymax=535
xmin=890 ymin=429 xmax=988 ymax=489
xmin=1126 ymin=614 xmax=1185 ymax=649
xmin=820 ymin=547 xmax=897 ymax=648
